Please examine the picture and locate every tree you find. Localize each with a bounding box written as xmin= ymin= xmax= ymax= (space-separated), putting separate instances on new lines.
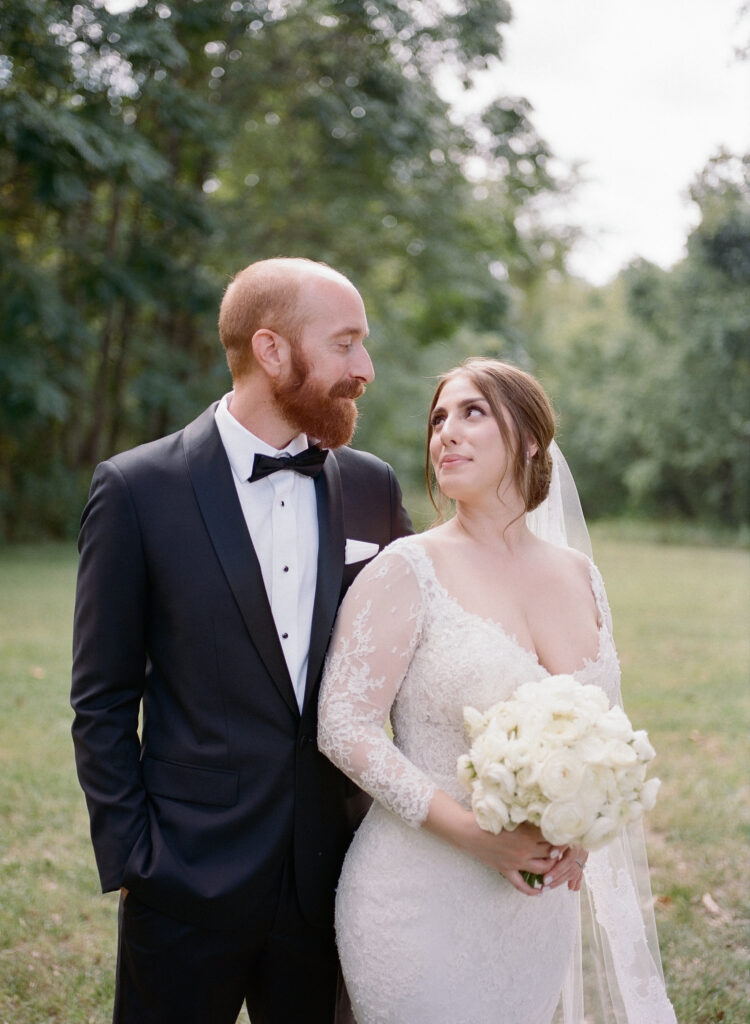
xmin=0 ymin=0 xmax=563 ymax=538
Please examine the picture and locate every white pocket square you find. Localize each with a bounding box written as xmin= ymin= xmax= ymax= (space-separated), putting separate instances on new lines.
xmin=345 ymin=539 xmax=380 ymax=564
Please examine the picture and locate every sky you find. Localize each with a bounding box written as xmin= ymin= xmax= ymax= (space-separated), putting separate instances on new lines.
xmin=104 ymin=0 xmax=749 ymax=285
xmin=450 ymin=0 xmax=750 ymax=283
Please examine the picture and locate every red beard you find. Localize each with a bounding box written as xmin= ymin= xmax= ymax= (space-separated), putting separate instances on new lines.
xmin=272 ymin=345 xmax=365 ymax=449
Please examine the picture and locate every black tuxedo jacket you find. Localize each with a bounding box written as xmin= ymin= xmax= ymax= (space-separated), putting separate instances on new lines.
xmin=71 ymin=404 xmax=412 ymax=930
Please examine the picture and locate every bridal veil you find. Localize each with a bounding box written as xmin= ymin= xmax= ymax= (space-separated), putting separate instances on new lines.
xmin=528 ymin=443 xmax=676 ymax=1024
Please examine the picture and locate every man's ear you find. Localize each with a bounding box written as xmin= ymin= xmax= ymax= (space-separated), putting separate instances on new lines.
xmin=251 ymin=329 xmax=289 ymax=378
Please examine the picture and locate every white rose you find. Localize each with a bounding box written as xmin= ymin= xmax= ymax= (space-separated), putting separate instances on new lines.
xmin=463 ymin=705 xmax=489 ymax=740
xmin=600 ymin=737 xmax=638 ymax=769
xmin=581 ymin=814 xmax=619 ymax=850
xmin=472 ymin=788 xmax=510 ymax=834
xmin=538 ymin=751 xmax=585 ymax=802
xmin=516 ymin=761 xmax=542 ymax=790
xmin=540 ymin=798 xmax=595 ymax=846
xmin=472 ymin=728 xmax=510 ymax=768
xmin=482 ymin=762 xmax=517 ymax=802
xmin=631 ymin=729 xmax=656 ymax=762
xmin=575 ymin=733 xmax=612 ymax=765
xmin=509 ymin=802 xmax=530 ymax=825
xmin=639 ymin=776 xmax=661 ymax=811
xmin=554 ymin=716 xmax=592 ymax=744
xmin=576 ymin=684 xmax=610 ymax=715
xmin=598 ymin=705 xmax=635 ymax=742
xmin=456 ymin=754 xmax=476 ymax=789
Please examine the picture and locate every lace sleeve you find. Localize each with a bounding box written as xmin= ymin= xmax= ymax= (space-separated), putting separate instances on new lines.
xmin=318 ymin=547 xmax=437 ymax=828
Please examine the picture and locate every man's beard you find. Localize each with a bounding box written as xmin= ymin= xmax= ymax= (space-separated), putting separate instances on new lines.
xmin=272 ymin=345 xmax=365 ymax=449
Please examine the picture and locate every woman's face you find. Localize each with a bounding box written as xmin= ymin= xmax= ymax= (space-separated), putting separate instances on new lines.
xmin=429 ymin=373 xmax=516 ymax=503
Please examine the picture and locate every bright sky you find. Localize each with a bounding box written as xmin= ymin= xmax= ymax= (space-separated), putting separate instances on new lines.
xmin=453 ymin=0 xmax=750 ymax=283
xmin=104 ymin=0 xmax=748 ymax=284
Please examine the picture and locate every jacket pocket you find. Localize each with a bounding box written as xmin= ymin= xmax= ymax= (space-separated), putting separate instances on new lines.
xmin=142 ymin=756 xmax=238 ymax=807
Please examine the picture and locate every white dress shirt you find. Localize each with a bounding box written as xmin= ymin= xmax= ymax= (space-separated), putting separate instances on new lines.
xmin=214 ymin=393 xmax=319 ymax=710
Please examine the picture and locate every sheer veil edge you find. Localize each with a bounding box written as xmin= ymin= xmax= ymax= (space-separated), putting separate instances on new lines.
xmin=527 ymin=443 xmax=676 ymax=1024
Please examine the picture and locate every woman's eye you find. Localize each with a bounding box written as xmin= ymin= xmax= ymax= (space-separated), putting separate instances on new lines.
xmin=430 ymin=414 xmax=445 ymax=428
xmin=466 ymin=405 xmax=484 ymax=417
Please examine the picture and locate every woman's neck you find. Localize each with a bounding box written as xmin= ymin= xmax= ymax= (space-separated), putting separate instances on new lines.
xmin=450 ymin=496 xmax=532 ymax=553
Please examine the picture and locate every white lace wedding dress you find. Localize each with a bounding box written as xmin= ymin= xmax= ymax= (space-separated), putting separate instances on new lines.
xmin=318 ymin=535 xmax=677 ymax=1024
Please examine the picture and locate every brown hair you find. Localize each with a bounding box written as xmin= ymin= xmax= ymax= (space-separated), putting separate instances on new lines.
xmin=426 ymin=357 xmax=556 ymax=519
xmin=218 ymin=257 xmax=338 ymax=380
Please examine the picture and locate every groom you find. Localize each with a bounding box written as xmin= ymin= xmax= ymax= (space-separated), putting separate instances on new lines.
xmin=71 ymin=257 xmax=412 ymax=1024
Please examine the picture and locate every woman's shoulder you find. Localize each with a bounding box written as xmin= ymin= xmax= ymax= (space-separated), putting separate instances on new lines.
xmin=373 ymin=533 xmax=432 ymax=573
xmin=533 ymin=536 xmax=595 ymax=581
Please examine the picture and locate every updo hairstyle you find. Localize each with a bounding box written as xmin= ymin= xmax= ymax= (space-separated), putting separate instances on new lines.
xmin=426 ymin=357 xmax=556 ymax=518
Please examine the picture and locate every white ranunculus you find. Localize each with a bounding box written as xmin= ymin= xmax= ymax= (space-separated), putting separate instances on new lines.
xmin=456 ymin=754 xmax=476 ymax=788
xmin=601 ymin=737 xmax=638 ymax=768
xmin=639 ymin=776 xmax=661 ymax=811
xmin=581 ymin=814 xmax=619 ymax=850
xmin=598 ymin=705 xmax=634 ymax=741
xmin=631 ymin=729 xmax=656 ymax=762
xmin=472 ymin=789 xmax=510 ymax=834
xmin=541 ymin=799 xmax=596 ymax=847
xmin=460 ymin=674 xmax=660 ymax=851
xmin=463 ymin=705 xmax=489 ymax=741
xmin=482 ymin=762 xmax=517 ymax=802
xmin=538 ymin=750 xmax=585 ymax=802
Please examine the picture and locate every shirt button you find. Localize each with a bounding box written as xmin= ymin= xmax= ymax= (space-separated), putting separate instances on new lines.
xmin=280 ymin=500 xmax=285 ymax=507
xmin=282 ymin=632 xmax=289 ymax=639
xmin=283 ymin=565 xmax=289 ymax=573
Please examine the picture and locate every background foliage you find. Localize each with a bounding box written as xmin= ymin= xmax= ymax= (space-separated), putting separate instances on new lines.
xmin=0 ymin=0 xmax=748 ymax=539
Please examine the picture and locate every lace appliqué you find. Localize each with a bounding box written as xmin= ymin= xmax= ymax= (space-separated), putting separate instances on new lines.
xmin=586 ymin=840 xmax=677 ymax=1022
xmin=318 ymin=547 xmax=436 ymax=827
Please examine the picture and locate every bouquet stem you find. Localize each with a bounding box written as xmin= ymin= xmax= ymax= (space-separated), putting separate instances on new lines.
xmin=520 ymin=870 xmax=544 ymax=889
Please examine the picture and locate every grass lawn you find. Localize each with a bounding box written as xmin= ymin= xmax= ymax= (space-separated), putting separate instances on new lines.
xmin=0 ymin=534 xmax=747 ymax=1023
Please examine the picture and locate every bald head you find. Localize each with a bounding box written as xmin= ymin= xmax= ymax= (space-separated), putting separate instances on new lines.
xmin=218 ymin=257 xmax=359 ymax=380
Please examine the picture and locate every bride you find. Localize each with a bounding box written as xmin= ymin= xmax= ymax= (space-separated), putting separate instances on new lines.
xmin=318 ymin=358 xmax=676 ymax=1024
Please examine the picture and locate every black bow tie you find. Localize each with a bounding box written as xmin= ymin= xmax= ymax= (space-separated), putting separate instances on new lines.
xmin=248 ymin=446 xmax=328 ymax=483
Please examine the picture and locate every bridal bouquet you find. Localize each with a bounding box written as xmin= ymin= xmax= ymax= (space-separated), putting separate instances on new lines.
xmin=457 ymin=675 xmax=660 ymax=864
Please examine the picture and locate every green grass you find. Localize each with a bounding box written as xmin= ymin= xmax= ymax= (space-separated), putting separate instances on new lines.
xmin=1 ymin=536 xmax=748 ymax=1023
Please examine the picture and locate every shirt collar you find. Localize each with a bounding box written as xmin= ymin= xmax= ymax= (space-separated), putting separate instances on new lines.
xmin=214 ymin=392 xmax=310 ymax=483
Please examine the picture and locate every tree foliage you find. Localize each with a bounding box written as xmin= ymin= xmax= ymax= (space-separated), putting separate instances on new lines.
xmin=0 ymin=0 xmax=559 ymax=539
xmin=529 ymin=152 xmax=750 ymax=528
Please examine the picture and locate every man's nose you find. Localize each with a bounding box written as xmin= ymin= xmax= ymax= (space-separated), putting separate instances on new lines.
xmin=352 ymin=345 xmax=375 ymax=383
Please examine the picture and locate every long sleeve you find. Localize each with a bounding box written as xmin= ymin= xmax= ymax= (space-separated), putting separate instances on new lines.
xmin=318 ymin=547 xmax=437 ymax=827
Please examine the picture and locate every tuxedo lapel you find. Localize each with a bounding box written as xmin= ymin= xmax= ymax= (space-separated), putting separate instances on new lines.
xmin=303 ymin=452 xmax=345 ymax=714
xmin=183 ymin=406 xmax=298 ymax=717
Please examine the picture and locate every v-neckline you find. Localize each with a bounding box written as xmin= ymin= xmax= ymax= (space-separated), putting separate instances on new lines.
xmin=407 ymin=539 xmax=606 ymax=678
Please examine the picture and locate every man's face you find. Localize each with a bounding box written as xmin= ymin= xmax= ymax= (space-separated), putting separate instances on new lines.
xmin=272 ymin=276 xmax=374 ymax=449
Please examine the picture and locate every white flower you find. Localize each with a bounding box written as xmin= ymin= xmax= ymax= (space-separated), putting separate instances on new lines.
xmin=481 ymin=761 xmax=517 ymax=801
xmin=581 ymin=814 xmax=620 ymax=850
xmin=538 ymin=750 xmax=585 ymax=802
xmin=631 ymin=729 xmax=656 ymax=762
xmin=472 ymin=789 xmax=510 ymax=834
xmin=459 ymin=673 xmax=661 ymax=853
xmin=456 ymin=754 xmax=475 ymax=788
xmin=463 ymin=706 xmax=489 ymax=741
xmin=541 ymin=798 xmax=596 ymax=846
xmin=598 ymin=705 xmax=634 ymax=741
xmin=639 ymin=776 xmax=661 ymax=811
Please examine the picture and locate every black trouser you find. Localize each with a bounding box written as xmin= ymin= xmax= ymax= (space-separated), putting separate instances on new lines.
xmin=113 ymin=862 xmax=339 ymax=1024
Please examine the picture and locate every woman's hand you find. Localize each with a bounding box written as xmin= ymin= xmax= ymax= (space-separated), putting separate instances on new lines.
xmin=541 ymin=845 xmax=588 ymax=892
xmin=423 ymin=791 xmax=561 ymax=895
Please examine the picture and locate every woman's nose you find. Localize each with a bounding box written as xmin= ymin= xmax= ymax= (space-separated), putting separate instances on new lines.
xmin=441 ymin=411 xmax=461 ymax=444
